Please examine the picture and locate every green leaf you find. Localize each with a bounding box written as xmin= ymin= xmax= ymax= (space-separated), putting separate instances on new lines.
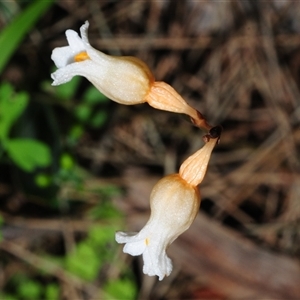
xmin=90 ymin=110 xmax=108 ymax=128
xmin=0 ymin=81 xmax=13 ymax=99
xmin=45 ymin=284 xmax=60 ymax=300
xmin=35 ymin=173 xmax=51 ymax=188
xmin=74 ymin=104 xmax=91 ymax=122
xmin=55 ymin=76 xmax=81 ymax=100
xmin=0 ymin=0 xmax=54 ymax=73
xmin=65 ymin=243 xmax=100 ymax=281
xmin=88 ymin=202 xmax=122 ymax=220
xmin=104 ymin=279 xmax=137 ymax=300
xmin=0 ymin=293 xmax=18 ymax=300
xmin=88 ymin=225 xmax=117 ymax=246
xmin=0 ymin=83 xmax=29 ymax=139
xmin=60 ymin=153 xmax=74 ymax=170
xmin=17 ymin=280 xmax=42 ymax=300
xmin=6 ymin=139 xmax=51 ymax=172
xmin=83 ymin=86 xmax=109 ymax=105
xmin=67 ymin=124 xmax=84 ymax=146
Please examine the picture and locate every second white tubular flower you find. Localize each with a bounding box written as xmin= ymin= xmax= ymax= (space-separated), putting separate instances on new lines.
xmin=116 ymin=138 xmax=218 ymax=280
xmin=116 ymin=174 xmax=200 ymax=281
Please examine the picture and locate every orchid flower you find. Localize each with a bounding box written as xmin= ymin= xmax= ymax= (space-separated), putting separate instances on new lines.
xmin=51 ymin=21 xmax=211 ymax=131
xmin=116 ymin=136 xmax=218 ymax=280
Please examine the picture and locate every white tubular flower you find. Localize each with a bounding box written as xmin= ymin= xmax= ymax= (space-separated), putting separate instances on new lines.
xmin=51 ymin=21 xmax=212 ymax=130
xmin=116 ymin=138 xmax=218 ymax=280
xmin=116 ymin=174 xmax=200 ymax=280
xmin=51 ymin=21 xmax=154 ymax=105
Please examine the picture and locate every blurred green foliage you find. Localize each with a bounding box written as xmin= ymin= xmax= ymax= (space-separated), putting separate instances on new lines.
xmin=44 ymin=76 xmax=109 ymax=130
xmin=2 ymin=221 xmax=137 ymax=300
xmin=0 ymin=1 xmax=137 ymax=298
xmin=0 ymin=0 xmax=54 ymax=73
xmin=65 ymin=225 xmax=118 ymax=281
xmin=104 ymin=278 xmax=137 ymax=300
xmin=2 ymin=272 xmax=60 ymax=300
xmin=0 ymin=83 xmax=51 ymax=172
xmin=17 ymin=279 xmax=43 ymax=300
xmin=0 ymin=83 xmax=28 ymax=140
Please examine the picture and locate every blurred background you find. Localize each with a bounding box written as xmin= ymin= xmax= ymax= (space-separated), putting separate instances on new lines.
xmin=1 ymin=1 xmax=300 ymax=299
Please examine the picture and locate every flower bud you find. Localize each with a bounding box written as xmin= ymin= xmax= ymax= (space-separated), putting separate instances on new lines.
xmin=179 ymin=137 xmax=217 ymax=186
